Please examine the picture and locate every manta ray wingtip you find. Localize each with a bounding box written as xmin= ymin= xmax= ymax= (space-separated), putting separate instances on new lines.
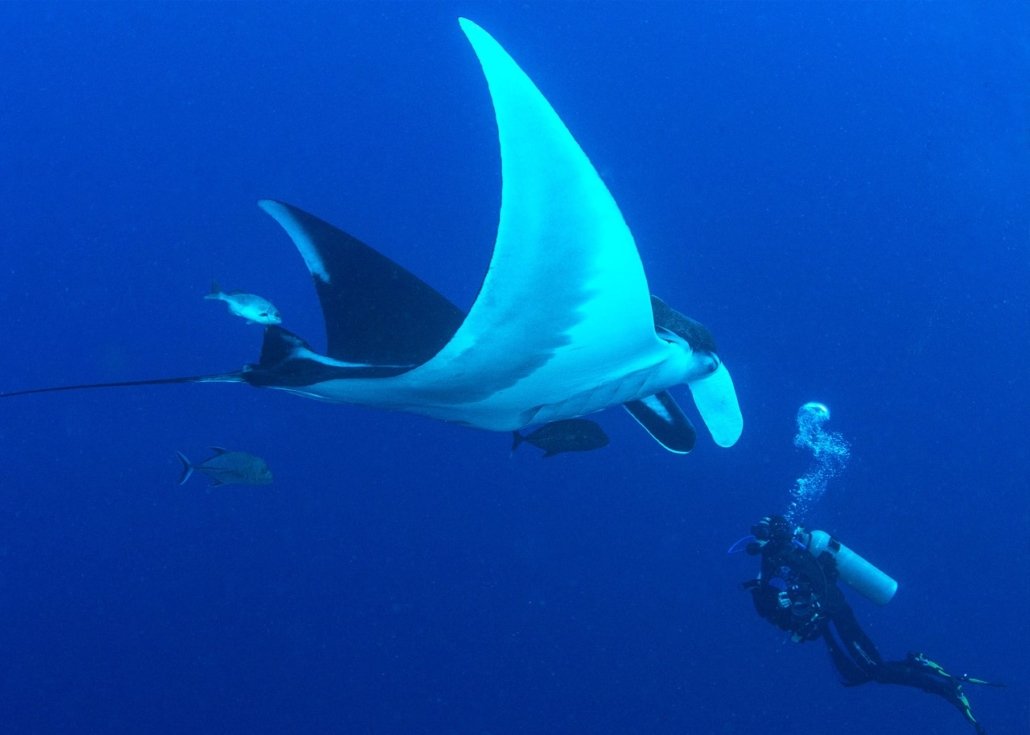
xmin=457 ymin=17 xmax=494 ymax=48
xmin=256 ymin=199 xmax=283 ymax=216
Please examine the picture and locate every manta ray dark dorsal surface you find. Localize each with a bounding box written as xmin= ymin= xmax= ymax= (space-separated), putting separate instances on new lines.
xmin=258 ymin=200 xmax=465 ymax=367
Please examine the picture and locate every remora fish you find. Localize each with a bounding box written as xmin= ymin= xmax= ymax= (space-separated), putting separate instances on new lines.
xmin=205 ymin=281 xmax=281 ymax=325
xmin=0 ymin=19 xmax=743 ymax=456
xmin=512 ymin=419 xmax=609 ymax=458
xmin=176 ymin=447 xmax=273 ymax=486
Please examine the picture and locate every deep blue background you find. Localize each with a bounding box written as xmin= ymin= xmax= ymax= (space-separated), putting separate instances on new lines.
xmin=0 ymin=2 xmax=1026 ymax=733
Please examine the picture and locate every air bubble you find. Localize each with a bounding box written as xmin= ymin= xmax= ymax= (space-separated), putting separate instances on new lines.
xmin=785 ymin=402 xmax=850 ymax=524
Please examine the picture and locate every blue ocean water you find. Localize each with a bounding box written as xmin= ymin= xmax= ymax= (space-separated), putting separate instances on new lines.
xmin=0 ymin=2 xmax=1026 ymax=733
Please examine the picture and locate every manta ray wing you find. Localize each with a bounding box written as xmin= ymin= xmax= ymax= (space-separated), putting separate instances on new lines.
xmin=258 ymin=200 xmax=464 ymax=366
xmin=401 ymin=19 xmax=666 ymax=419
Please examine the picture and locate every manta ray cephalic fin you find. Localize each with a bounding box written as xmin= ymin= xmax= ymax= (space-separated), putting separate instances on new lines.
xmin=687 ymin=362 xmax=743 ymax=448
xmin=624 ymin=392 xmax=697 ymax=454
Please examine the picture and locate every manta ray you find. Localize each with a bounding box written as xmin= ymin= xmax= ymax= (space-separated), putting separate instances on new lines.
xmin=1 ymin=19 xmax=742 ymax=455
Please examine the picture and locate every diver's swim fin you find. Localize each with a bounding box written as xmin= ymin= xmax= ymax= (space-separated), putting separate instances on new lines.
xmin=910 ymin=653 xmax=1004 ymax=687
xmin=959 ymin=674 xmax=1006 ymax=688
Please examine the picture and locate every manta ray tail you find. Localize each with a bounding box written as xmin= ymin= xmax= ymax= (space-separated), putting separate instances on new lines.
xmin=0 ymin=372 xmax=244 ymax=399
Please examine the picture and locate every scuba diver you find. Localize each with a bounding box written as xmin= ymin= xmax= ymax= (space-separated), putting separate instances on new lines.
xmin=742 ymin=515 xmax=1001 ymax=734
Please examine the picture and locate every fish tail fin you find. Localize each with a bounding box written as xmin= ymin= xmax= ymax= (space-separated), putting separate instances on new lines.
xmin=204 ymin=281 xmax=221 ymax=300
xmin=511 ymin=431 xmax=524 ymax=453
xmin=176 ymin=451 xmax=194 ymax=485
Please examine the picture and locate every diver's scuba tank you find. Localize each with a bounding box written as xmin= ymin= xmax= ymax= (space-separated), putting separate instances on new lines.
xmin=796 ymin=529 xmax=898 ymax=605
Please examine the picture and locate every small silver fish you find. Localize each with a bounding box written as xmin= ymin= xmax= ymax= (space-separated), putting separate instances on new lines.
xmin=204 ymin=281 xmax=281 ymax=325
xmin=176 ymin=447 xmax=274 ymax=487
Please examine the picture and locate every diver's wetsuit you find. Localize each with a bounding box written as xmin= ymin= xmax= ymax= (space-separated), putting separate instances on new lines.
xmin=744 ymin=516 xmax=991 ymax=734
